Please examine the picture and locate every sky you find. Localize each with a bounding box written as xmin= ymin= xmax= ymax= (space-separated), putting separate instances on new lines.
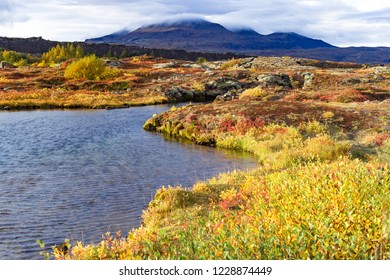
xmin=0 ymin=0 xmax=390 ymax=47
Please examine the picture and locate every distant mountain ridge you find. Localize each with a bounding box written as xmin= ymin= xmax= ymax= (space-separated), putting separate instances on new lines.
xmin=0 ymin=36 xmax=239 ymax=61
xmin=87 ymin=19 xmax=334 ymax=53
xmin=0 ymin=18 xmax=389 ymax=64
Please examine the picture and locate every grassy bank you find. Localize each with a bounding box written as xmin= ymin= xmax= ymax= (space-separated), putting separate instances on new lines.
xmin=0 ymin=89 xmax=168 ymax=110
xmin=54 ymin=99 xmax=390 ymax=260
xmin=0 ymin=56 xmax=200 ymax=110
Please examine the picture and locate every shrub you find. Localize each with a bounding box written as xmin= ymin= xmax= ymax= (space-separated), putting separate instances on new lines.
xmin=298 ymin=120 xmax=328 ymax=138
xmin=196 ymin=57 xmax=207 ymax=64
xmin=322 ymin=111 xmax=335 ymax=119
xmin=2 ymin=50 xmax=22 ymax=63
xmin=192 ymin=81 xmax=205 ymax=92
xmin=1 ymin=50 xmax=38 ymax=66
xmin=64 ymin=55 xmax=112 ymax=80
xmin=220 ymin=58 xmax=242 ymax=70
xmin=239 ymin=87 xmax=267 ymax=99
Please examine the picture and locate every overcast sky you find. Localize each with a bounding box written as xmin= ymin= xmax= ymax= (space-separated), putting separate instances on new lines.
xmin=0 ymin=0 xmax=389 ymax=47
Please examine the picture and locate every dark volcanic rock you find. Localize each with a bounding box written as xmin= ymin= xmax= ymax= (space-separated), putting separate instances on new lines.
xmin=257 ymin=74 xmax=292 ymax=88
xmin=214 ymin=89 xmax=241 ymax=102
xmin=205 ymin=78 xmax=243 ymax=100
xmin=0 ymin=36 xmax=239 ymax=62
xmin=163 ymin=87 xmax=205 ymax=102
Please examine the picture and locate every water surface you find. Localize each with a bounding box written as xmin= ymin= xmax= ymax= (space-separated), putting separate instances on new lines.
xmin=0 ymin=105 xmax=256 ymax=259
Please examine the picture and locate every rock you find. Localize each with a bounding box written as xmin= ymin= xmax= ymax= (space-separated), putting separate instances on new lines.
xmin=205 ymin=78 xmax=242 ymax=100
xmin=104 ymin=60 xmax=124 ymax=68
xmin=257 ymin=73 xmax=292 ymax=88
xmin=373 ymin=66 xmax=390 ymax=75
xmin=302 ymin=72 xmax=315 ymax=88
xmin=181 ymin=63 xmax=202 ymax=68
xmin=163 ymin=87 xmax=205 ymax=102
xmin=0 ymin=61 xmax=16 ymax=69
xmin=233 ymin=57 xmax=256 ymax=69
xmin=344 ymin=78 xmax=361 ymax=85
xmin=372 ymin=75 xmax=384 ymax=81
xmin=214 ymin=89 xmax=240 ymax=102
xmin=263 ymin=94 xmax=283 ymax=101
xmin=153 ymin=62 xmax=179 ymax=69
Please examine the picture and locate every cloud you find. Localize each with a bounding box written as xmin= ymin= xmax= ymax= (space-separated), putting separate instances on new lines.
xmin=205 ymin=0 xmax=390 ymax=46
xmin=0 ymin=0 xmax=389 ymax=47
xmin=0 ymin=0 xmax=12 ymax=24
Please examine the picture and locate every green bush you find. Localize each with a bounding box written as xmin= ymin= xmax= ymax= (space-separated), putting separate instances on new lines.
xmin=0 ymin=50 xmax=38 ymax=66
xmin=2 ymin=50 xmax=22 ymax=63
xmin=196 ymin=57 xmax=207 ymax=64
xmin=64 ymin=55 xmax=109 ymax=80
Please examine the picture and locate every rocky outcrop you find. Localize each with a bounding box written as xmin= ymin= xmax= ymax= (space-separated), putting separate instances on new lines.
xmin=153 ymin=62 xmax=179 ymax=69
xmin=205 ymin=78 xmax=243 ymax=100
xmin=163 ymin=87 xmax=205 ymax=102
xmin=104 ymin=59 xmax=124 ymax=68
xmin=214 ymin=89 xmax=241 ymax=102
xmin=257 ymin=73 xmax=292 ymax=88
xmin=292 ymin=72 xmax=315 ymax=88
xmin=0 ymin=61 xmax=16 ymax=69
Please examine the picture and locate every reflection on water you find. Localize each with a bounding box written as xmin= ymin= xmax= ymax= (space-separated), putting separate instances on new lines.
xmin=0 ymin=105 xmax=257 ymax=259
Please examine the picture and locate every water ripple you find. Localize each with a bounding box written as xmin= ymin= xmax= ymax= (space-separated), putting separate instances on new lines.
xmin=0 ymin=105 xmax=257 ymax=259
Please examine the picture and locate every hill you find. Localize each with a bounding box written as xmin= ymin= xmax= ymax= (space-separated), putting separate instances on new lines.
xmin=87 ymin=19 xmax=334 ymax=53
xmin=0 ymin=36 xmax=240 ymax=61
xmin=86 ymin=19 xmax=390 ymax=64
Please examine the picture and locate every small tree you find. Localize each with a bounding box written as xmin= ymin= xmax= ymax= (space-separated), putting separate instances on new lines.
xmin=2 ymin=50 xmax=23 ymax=63
xmin=64 ymin=55 xmax=107 ymax=80
xmin=196 ymin=57 xmax=207 ymax=64
xmin=42 ymin=43 xmax=85 ymax=64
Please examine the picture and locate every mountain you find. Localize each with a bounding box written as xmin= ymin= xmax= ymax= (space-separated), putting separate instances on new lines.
xmin=86 ymin=19 xmax=334 ymax=53
xmin=1 ymin=19 xmax=389 ymax=64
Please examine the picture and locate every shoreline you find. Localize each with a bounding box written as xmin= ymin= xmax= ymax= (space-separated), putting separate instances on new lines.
xmin=52 ymin=100 xmax=389 ymax=260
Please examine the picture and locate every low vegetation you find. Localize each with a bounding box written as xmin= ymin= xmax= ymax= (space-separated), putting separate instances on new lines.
xmin=57 ymin=97 xmax=389 ymax=259
xmin=54 ymin=158 xmax=389 ymax=260
xmin=1 ymin=50 xmax=389 ymax=259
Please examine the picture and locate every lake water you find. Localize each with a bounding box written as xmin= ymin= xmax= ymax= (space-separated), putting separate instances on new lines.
xmin=0 ymin=105 xmax=257 ymax=259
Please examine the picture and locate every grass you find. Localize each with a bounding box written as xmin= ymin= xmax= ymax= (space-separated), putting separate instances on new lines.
xmin=0 ymin=89 xmax=168 ymax=110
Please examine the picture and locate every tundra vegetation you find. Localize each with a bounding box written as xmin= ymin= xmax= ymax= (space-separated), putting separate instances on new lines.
xmin=0 ymin=47 xmax=389 ymax=259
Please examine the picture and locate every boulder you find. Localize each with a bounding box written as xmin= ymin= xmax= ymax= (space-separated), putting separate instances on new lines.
xmin=205 ymin=78 xmax=242 ymax=100
xmin=257 ymin=73 xmax=292 ymax=88
xmin=214 ymin=89 xmax=240 ymax=102
xmin=104 ymin=60 xmax=124 ymax=68
xmin=163 ymin=87 xmax=205 ymax=102
xmin=344 ymin=78 xmax=362 ymax=85
xmin=302 ymin=72 xmax=315 ymax=88
xmin=153 ymin=62 xmax=179 ymax=69
xmin=0 ymin=61 xmax=16 ymax=69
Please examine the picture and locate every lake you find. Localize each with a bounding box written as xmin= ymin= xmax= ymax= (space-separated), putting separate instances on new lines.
xmin=0 ymin=105 xmax=257 ymax=259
